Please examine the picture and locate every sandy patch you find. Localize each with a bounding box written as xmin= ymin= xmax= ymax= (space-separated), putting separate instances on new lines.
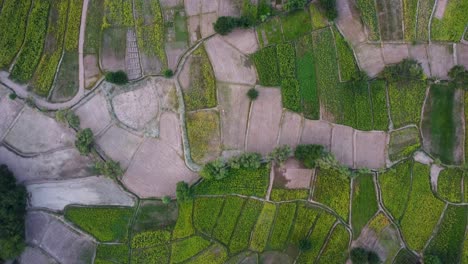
xmin=434 ymin=0 xmax=448 ymax=19
xmin=160 ymin=0 xmax=183 ymax=8
xmin=336 ymin=0 xmax=367 ymax=45
xmin=27 ymin=176 xmax=136 ymax=211
xmin=19 ymin=247 xmax=57 ymax=264
xmin=430 ymin=164 xmax=443 ymax=191
xmin=300 ymin=120 xmax=333 ymax=150
xmin=218 ymin=0 xmax=241 ymax=17
xmin=201 ymin=0 xmax=218 ymax=13
xmin=0 ymin=94 xmax=23 ymax=139
xmin=4 ymin=108 xmax=75 ymax=154
xmin=0 ymin=147 xmax=94 ymax=183
xmin=101 ymin=28 xmax=126 ymax=72
xmin=355 ymin=44 xmax=385 ymax=77
xmin=187 ymin=15 xmax=201 ymax=44
xmin=83 ymin=54 xmax=101 ymax=89
xmin=178 ymin=56 xmax=191 ymax=90
xmin=74 ymin=92 xmax=112 ymax=135
xmin=205 ymin=35 xmax=257 ymax=85
xmin=222 ymin=28 xmax=259 ymax=55
xmin=331 ymin=124 xmax=354 ymax=168
xmin=408 ymin=44 xmax=431 ymax=76
xmin=428 ymin=44 xmax=455 ymax=79
xmin=200 ymin=12 xmax=218 ymax=38
xmin=382 ymin=44 xmax=409 ymax=65
xmin=354 ymin=131 xmax=387 ymax=169
xmin=456 ymin=43 xmax=468 ymax=69
xmin=123 ymin=138 xmax=198 ymax=198
xmin=185 ymin=0 xmax=201 ymax=16
xmin=159 ymin=111 xmax=183 ymax=154
xmin=26 ymin=211 xmax=96 ymax=264
xmin=140 ymin=53 xmax=163 ymax=76
xmin=166 ymin=43 xmax=187 ymax=70
xmin=413 ymin=150 xmax=433 ymax=165
xmin=217 ymin=84 xmax=250 ymax=150
xmin=96 ymin=125 xmax=143 ymax=169
xmin=246 ymin=87 xmax=283 ymax=155
xmin=278 ymin=111 xmax=303 ymax=148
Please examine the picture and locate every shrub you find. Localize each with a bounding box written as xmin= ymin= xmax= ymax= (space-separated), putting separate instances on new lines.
xmin=299 ymin=239 xmax=312 ymax=251
xmin=295 ymin=144 xmax=327 ymax=168
xmin=0 ymin=165 xmax=27 ymax=260
xmin=424 ymin=255 xmax=442 ymax=264
xmin=56 ymin=109 xmax=80 ymax=128
xmin=105 ymin=71 xmax=129 ymax=84
xmin=382 ymin=59 xmax=425 ymax=82
xmin=200 ymin=159 xmax=229 ymax=180
xmin=75 ymin=128 xmax=94 ymax=155
xmin=284 ymin=0 xmax=307 ymax=11
xmin=163 ymin=69 xmax=173 ymax=78
xmin=176 ymin=181 xmax=193 ymax=202
xmin=318 ymin=0 xmax=338 ymax=20
xmin=95 ymin=160 xmax=123 ymax=179
xmin=8 ymin=93 xmax=16 ymax=100
xmin=267 ymin=145 xmax=292 ymax=165
xmin=247 ymin=88 xmax=259 ymax=100
xmin=162 ymin=196 xmax=171 ymax=204
xmin=228 ymin=152 xmax=262 ymax=169
xmin=214 ymin=16 xmax=244 ymax=35
xmin=350 ymin=247 xmax=368 ymax=263
xmin=448 ymin=65 xmax=468 ymax=89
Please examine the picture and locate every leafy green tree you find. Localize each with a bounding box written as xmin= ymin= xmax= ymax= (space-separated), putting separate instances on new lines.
xmin=350 ymin=247 xmax=369 ymax=264
xmin=424 ymin=255 xmax=442 ymax=264
xmin=162 ymin=196 xmax=171 ymax=204
xmin=75 ymin=128 xmax=94 ymax=155
xmin=284 ymin=0 xmax=307 ymax=11
xmin=367 ymin=250 xmax=381 ymax=264
xmin=176 ymin=181 xmax=193 ymax=202
xmin=228 ymin=152 xmax=262 ymax=169
xmin=56 ymin=109 xmax=80 ymax=129
xmin=247 ymin=88 xmax=259 ymax=100
xmin=268 ymin=145 xmax=292 ymax=165
xmin=0 ymin=165 xmax=26 ymax=261
xmin=164 ymin=69 xmax=174 ymax=78
xmin=318 ymin=0 xmax=338 ymax=20
xmin=105 ymin=71 xmax=129 ymax=85
xmin=214 ymin=16 xmax=238 ymax=35
xmin=95 ymin=160 xmax=123 ymax=179
xmin=299 ymin=238 xmax=312 ymax=251
xmin=382 ymin=59 xmax=424 ymax=82
xmin=294 ymin=144 xmax=327 ymax=168
xmin=200 ymin=159 xmax=229 ymax=180
xmin=8 ymin=93 xmax=16 ymax=100
xmin=448 ymin=65 xmax=468 ymax=88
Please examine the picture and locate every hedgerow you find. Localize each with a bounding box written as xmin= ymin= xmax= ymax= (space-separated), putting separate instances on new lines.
xmin=186 ymin=111 xmax=220 ymax=164
xmin=317 ymin=224 xmax=350 ymax=264
xmin=280 ymin=10 xmax=312 ymax=41
xmin=193 ymin=197 xmax=224 ymax=236
xmin=369 ymin=80 xmax=388 ymax=130
xmin=270 ymin=188 xmax=309 ymax=201
xmin=402 ymin=0 xmax=418 ymax=41
xmin=297 ymin=211 xmax=336 ymax=263
xmin=172 ymin=201 xmax=195 ymax=239
xmin=289 ymin=203 xmax=320 ymax=245
xmin=388 ymin=127 xmax=420 ymax=162
xmin=193 ymin=165 xmax=270 ymax=197
xmin=281 ymin=78 xmax=301 ymax=112
xmin=32 ymin=0 xmax=68 ymax=96
xmin=212 ymin=196 xmax=245 ymax=244
xmin=132 ymin=245 xmax=169 ymax=264
xmin=252 ymin=46 xmax=280 ymax=86
xmin=437 ymin=168 xmax=463 ymax=203
xmin=424 ymin=205 xmax=467 ymax=263
xmin=64 ymin=0 xmax=83 ymax=51
xmin=415 ymin=0 xmax=435 ymax=41
xmin=296 ymin=34 xmax=319 ymax=119
xmin=64 ymin=206 xmax=134 ymax=242
xmin=378 ymin=160 xmax=412 ymax=220
xmin=229 ymin=199 xmax=263 ymax=254
xmin=309 ymin=3 xmax=328 ymax=30
xmin=186 ymin=243 xmax=228 ymax=264
xmin=0 ymin=0 xmax=31 ymax=68
xmin=355 ymin=0 xmax=380 ymax=40
xmin=388 ymin=80 xmax=427 ymax=128
xmin=10 ymin=0 xmax=50 ymax=83
xmin=131 ymin=230 xmax=171 ymax=249
xmin=184 ymin=45 xmax=217 ymax=110
xmin=333 ymin=27 xmax=358 ymax=82
xmin=313 ymin=168 xmax=350 ymax=221
xmin=277 ymin=43 xmax=296 ymax=78
xmin=171 ymin=236 xmax=211 ymax=263
xmin=102 ymin=0 xmax=133 ymax=28
xmin=351 ymin=174 xmax=378 ymax=238
xmin=400 ymin=162 xmax=445 ymax=251
xmin=268 ymin=203 xmax=296 ymax=250
xmin=95 ymin=244 xmax=129 ymax=264
xmin=250 ymin=202 xmax=276 ymax=252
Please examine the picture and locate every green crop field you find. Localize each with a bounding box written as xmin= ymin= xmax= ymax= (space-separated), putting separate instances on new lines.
xmin=379 ymin=160 xmax=412 ymax=221
xmin=256 ymin=17 xmax=283 ymax=47
xmin=437 ymin=168 xmax=463 ymax=203
xmin=96 ymin=244 xmax=129 ymax=264
xmin=193 ymin=197 xmax=224 ymax=235
xmin=431 ymin=0 xmax=468 ymax=41
xmin=333 ymin=27 xmax=358 ymax=82
xmin=403 ymin=0 xmax=418 ymax=41
xmin=296 ymin=34 xmax=319 ymax=119
xmin=250 ymin=202 xmax=276 ymax=252
xmin=186 ymin=111 xmax=220 ymax=164
xmin=252 ymin=46 xmax=280 ymax=86
xmin=170 ymin=236 xmax=211 ymax=263
xmin=369 ymin=80 xmax=389 ymax=130
xmin=313 ymin=168 xmax=350 ymax=221
xmin=388 ymin=80 xmax=427 ymax=128
xmin=356 ymin=0 xmax=380 ymax=40
xmin=229 ymin=199 xmax=263 ymax=254
xmin=289 ymin=203 xmax=321 ymax=245
xmin=268 ymin=203 xmax=296 ymax=250
xmin=415 ymin=0 xmax=435 ymax=41
xmin=212 ymin=196 xmax=245 ymax=244
xmin=316 ymin=224 xmax=350 ymax=264
xmin=280 ymin=10 xmax=312 ymax=41
xmin=172 ymin=201 xmax=195 ymax=239
xmin=351 ymin=174 xmax=378 ymax=238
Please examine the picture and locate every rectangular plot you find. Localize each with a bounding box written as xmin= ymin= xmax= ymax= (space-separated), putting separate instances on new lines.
xmin=280 ymin=10 xmax=312 ymax=41
xmin=296 ymin=34 xmax=319 ymax=120
xmin=172 ymin=201 xmax=195 ymax=239
xmin=193 ymin=197 xmax=224 ymax=236
xmin=353 ymin=81 xmax=374 ymax=131
xmin=297 ymin=212 xmax=336 ymax=263
xmin=268 ymin=203 xmax=296 ymax=250
xmin=355 ymin=0 xmax=381 ymax=40
xmin=250 ymin=202 xmax=276 ymax=252
xmin=403 ymin=0 xmax=418 ymax=41
xmin=333 ymin=27 xmax=358 ymax=82
xmin=369 ymin=80 xmax=389 ymax=131
xmin=252 ymin=46 xmax=280 ymax=86
xmin=375 ymin=0 xmax=403 ymax=40
xmin=388 ymin=80 xmax=427 ymax=128
xmin=289 ymin=203 xmax=320 ymax=245
xmin=313 ymin=168 xmax=350 ymax=221
xmin=351 ymin=174 xmax=378 ymax=239
xmin=415 ymin=0 xmax=435 ymax=41
xmin=212 ymin=196 xmax=246 ymax=245
xmin=229 ymin=199 xmax=264 ymax=254
xmin=437 ymin=168 xmax=463 ymax=203
xmin=316 ymin=224 xmax=350 ymax=264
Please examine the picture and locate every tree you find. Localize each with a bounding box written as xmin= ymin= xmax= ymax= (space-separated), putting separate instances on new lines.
xmin=247 ymin=88 xmax=259 ymax=100
xmin=162 ymin=196 xmax=171 ymax=204
xmin=424 ymin=255 xmax=442 ymax=264
xmin=164 ymin=69 xmax=174 ymax=78
xmin=294 ymin=144 xmax=327 ymax=168
xmin=95 ymin=160 xmax=123 ymax=179
xmin=299 ymin=238 xmax=312 ymax=251
xmin=75 ymin=128 xmax=94 ymax=155
xmin=105 ymin=70 xmax=129 ymax=85
xmin=8 ymin=93 xmax=16 ymax=100
xmin=268 ymin=145 xmax=292 ymax=165
xmin=0 ymin=165 xmax=26 ymax=260
xmin=284 ymin=0 xmax=307 ymax=11
xmin=200 ymin=159 xmax=229 ymax=180
xmin=176 ymin=181 xmax=193 ymax=202
xmin=382 ymin=59 xmax=424 ymax=82
xmin=448 ymin=65 xmax=468 ymax=89
xmin=56 ymin=109 xmax=80 ymax=129
xmin=318 ymin=0 xmax=338 ymax=20
xmin=214 ymin=16 xmax=238 ymax=35
xmin=228 ymin=152 xmax=262 ymax=169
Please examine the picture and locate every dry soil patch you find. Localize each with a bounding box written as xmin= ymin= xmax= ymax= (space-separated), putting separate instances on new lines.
xmin=331 ymin=124 xmax=354 ymax=168
xmin=300 ymin=120 xmax=333 ymax=150
xmin=5 ymin=108 xmax=75 ymax=153
xmin=382 ymin=44 xmax=409 ymax=64
xmin=355 ymin=44 xmax=385 ymax=77
xmin=74 ymin=92 xmax=112 ymax=135
xmin=187 ymin=15 xmax=201 ymax=44
xmin=201 ymin=0 xmax=218 ymax=13
xmin=218 ymin=0 xmax=241 ymax=16
xmin=19 ymin=247 xmax=57 ymax=264
xmin=200 ymin=12 xmax=218 ymax=38
xmin=160 ymin=0 xmax=183 ymax=8
xmin=354 ymin=130 xmax=387 ymax=169
xmin=0 ymin=94 xmax=23 ymax=139
xmin=27 ymin=176 xmax=136 ymax=211
xmin=101 ymin=28 xmax=126 ymax=72
xmin=428 ymin=44 xmax=455 ymax=79
xmin=431 ymin=164 xmax=443 ymax=190
xmin=456 ymin=44 xmax=468 ymax=69
xmin=278 ymin=111 xmax=303 ymax=148
xmin=336 ymin=0 xmax=367 ymax=45
xmin=409 ymin=44 xmax=431 ymax=76
xmin=83 ymin=54 xmax=101 ymax=89
xmin=166 ymin=44 xmax=187 ymax=71
xmin=185 ymin=0 xmax=202 ymax=16
xmin=159 ymin=111 xmax=183 ymax=155
xmin=434 ymin=0 xmax=448 ymax=19
xmin=222 ymin=29 xmax=259 ymax=55
xmin=246 ymin=87 xmax=283 ymax=155
xmin=414 ymin=150 xmax=433 ymax=165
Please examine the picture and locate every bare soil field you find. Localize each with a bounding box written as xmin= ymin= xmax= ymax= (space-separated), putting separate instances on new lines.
xmin=414 ymin=150 xmax=433 ymax=165
xmin=201 ymin=0 xmax=218 ymax=13
xmin=185 ymin=0 xmax=202 ymax=16
xmin=160 ymin=0 xmax=183 ymax=8
xmin=83 ymin=54 xmax=101 ymax=89
xmin=19 ymin=247 xmax=57 ymax=264
xmin=382 ymin=44 xmax=409 ymax=64
xmin=217 ymin=84 xmax=251 ymax=151
xmin=27 ymin=176 xmax=136 ymax=211
xmin=140 ymin=53 xmax=163 ymax=77
xmin=187 ymin=15 xmax=201 ymax=44
xmin=200 ymin=13 xmax=218 ymax=38
xmin=300 ymin=120 xmax=333 ymax=150
xmin=178 ymin=56 xmax=192 ymax=90
xmin=221 ymin=29 xmax=259 ymax=55
xmin=355 ymin=131 xmax=387 ymax=168
xmin=0 ymin=147 xmax=94 ymax=183
xmin=331 ymin=124 xmax=354 ymax=168
xmin=159 ymin=112 xmax=183 ymax=155
xmin=26 ymin=211 xmax=96 ymax=264
xmin=428 ymin=44 xmax=455 ymax=79
xmin=336 ymin=0 xmax=367 ymax=45
xmin=434 ymin=0 xmax=448 ymax=19
xmin=123 ymin=138 xmax=197 ymax=198
xmin=375 ymin=0 xmax=404 ymax=40
xmin=74 ymin=92 xmax=112 ymax=135
xmin=101 ymin=27 xmax=126 ymax=72
xmin=431 ymin=164 xmax=443 ymax=188
xmin=5 ymin=108 xmax=75 ymax=154
xmin=96 ymin=125 xmax=143 ymax=169
xmin=355 ymin=44 xmax=385 ymax=77
xmin=218 ymin=0 xmax=241 ymax=17
xmin=205 ymin=35 xmax=257 ymax=85
xmin=274 ymin=159 xmax=313 ymax=189
xmin=456 ymin=44 xmax=468 ymax=69
xmin=0 ymin=93 xmax=24 ymax=139
xmin=166 ymin=44 xmax=187 ymax=71
xmin=408 ymin=44 xmax=431 ymax=76
xmin=246 ymin=87 xmax=283 ymax=155
xmin=278 ymin=111 xmax=303 ymax=148
xmin=352 ymin=223 xmax=401 ymax=262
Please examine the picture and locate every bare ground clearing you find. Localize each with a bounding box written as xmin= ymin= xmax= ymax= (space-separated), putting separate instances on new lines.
xmin=300 ymin=120 xmax=333 ymax=150
xmin=336 ymin=0 xmax=367 ymax=45
xmin=274 ymin=159 xmax=313 ymax=189
xmin=434 ymin=0 xmax=448 ymax=19
xmin=160 ymin=0 xmax=183 ymax=8
xmin=200 ymin=13 xmax=218 ymax=38
xmin=201 ymin=0 xmax=218 ymax=13
xmin=83 ymin=54 xmax=101 ymax=89
xmin=428 ymin=44 xmax=455 ymax=79
xmin=382 ymin=44 xmax=409 ymax=64
xmin=355 ymin=44 xmax=385 ymax=77
xmin=96 ymin=125 xmax=143 ymax=169
xmin=352 ymin=224 xmax=401 ymax=262
xmin=0 ymin=147 xmax=94 ymax=183
xmin=166 ymin=44 xmax=187 ymax=71
xmin=218 ymin=0 xmax=241 ymax=17
xmin=187 ymin=15 xmax=201 ymax=44
xmin=26 ymin=211 xmax=96 ymax=264
xmin=456 ymin=44 xmax=468 ymax=69
xmin=221 ymin=29 xmax=259 ymax=55
xmin=355 ymin=130 xmax=387 ymax=169
xmin=246 ymin=87 xmax=283 ymax=155
xmin=123 ymin=138 xmax=197 ymax=198
xmin=331 ymin=124 xmax=354 ymax=168
xmin=185 ymin=0 xmax=202 ymax=16
xmin=278 ymin=111 xmax=303 ymax=149
xmin=74 ymin=92 xmax=112 ymax=135
xmin=217 ymin=83 xmax=251 ymax=151
xmin=27 ymin=176 xmax=136 ymax=211
xmin=408 ymin=44 xmax=431 ymax=76
xmin=19 ymin=247 xmax=57 ymax=264
xmin=5 ymin=108 xmax=75 ymax=154
xmin=414 ymin=150 xmax=433 ymax=165
xmin=159 ymin=112 xmax=184 ymax=155
xmin=431 ymin=164 xmax=443 ymax=190
xmin=0 ymin=93 xmax=23 ymax=139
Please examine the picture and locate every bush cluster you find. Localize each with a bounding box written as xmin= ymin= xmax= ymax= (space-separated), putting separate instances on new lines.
xmin=214 ymin=16 xmax=254 ymax=35
xmin=95 ymin=160 xmax=123 ymax=179
xmin=284 ymin=0 xmax=307 ymax=11
xmin=56 ymin=109 xmax=80 ymax=128
xmin=267 ymin=145 xmax=292 ymax=165
xmin=176 ymin=181 xmax=193 ymax=202
xmin=75 ymin=128 xmax=94 ymax=155
xmin=247 ymin=88 xmax=259 ymax=100
xmin=200 ymin=152 xmax=262 ymax=180
xmin=294 ymin=144 xmax=327 ymax=168
xmin=350 ymin=247 xmax=381 ymax=264
xmin=105 ymin=71 xmax=129 ymax=85
xmin=318 ymin=0 xmax=338 ymax=20
xmin=382 ymin=59 xmax=425 ymax=82
xmin=448 ymin=65 xmax=468 ymax=88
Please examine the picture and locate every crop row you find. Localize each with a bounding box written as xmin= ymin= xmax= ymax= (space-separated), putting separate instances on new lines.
xmin=172 ymin=201 xmax=195 ymax=239
xmin=437 ymin=168 xmax=463 ymax=203
xmin=268 ymin=203 xmax=296 ymax=250
xmin=388 ymin=80 xmax=427 ymax=128
xmin=131 ymin=230 xmax=171 ymax=249
xmin=64 ymin=0 xmax=83 ymax=51
xmin=333 ymin=27 xmax=358 ymax=82
xmin=102 ymin=0 xmax=133 ymax=28
xmin=313 ymin=168 xmax=350 ymax=221
xmin=289 ymin=203 xmax=320 ymax=245
xmin=186 ymin=111 xmax=220 ymax=165
xmin=10 ymin=0 xmax=50 ymax=83
xmin=277 ymin=43 xmax=296 ymax=78
xmin=369 ymin=80 xmax=389 ymax=130
xmin=351 ymin=174 xmax=378 ymax=239
xmin=281 ymin=78 xmax=301 ymax=112
xmin=193 ymin=197 xmax=224 ymax=236
xmin=296 ymin=34 xmax=319 ymax=120
xmin=415 ymin=0 xmax=435 ymax=41
xmin=96 ymin=244 xmax=129 ymax=264
xmin=212 ymin=196 xmax=245 ymax=244
xmin=317 ymin=224 xmax=350 ymax=264
xmin=270 ymin=188 xmax=309 ymax=201
xmin=379 ymin=159 xmax=412 ymax=220
xmin=84 ymin=0 xmax=104 ymax=54
xmin=250 ymin=202 xmax=276 ymax=251
xmin=229 ymin=199 xmax=264 ymax=254
xmin=170 ymin=236 xmax=211 ymax=263
xmin=355 ymin=0 xmax=381 ymax=40
xmin=252 ymin=46 xmax=280 ymax=86
xmin=402 ymin=0 xmax=418 ymax=41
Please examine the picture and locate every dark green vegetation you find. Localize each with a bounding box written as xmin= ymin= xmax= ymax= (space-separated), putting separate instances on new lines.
xmin=351 ymin=174 xmax=378 ymax=238
xmin=214 ymin=16 xmax=253 ymax=35
xmin=95 ymin=160 xmax=124 ymax=179
xmin=296 ymin=34 xmax=319 ymax=119
xmin=52 ymin=52 xmax=79 ymax=101
xmin=95 ymin=244 xmax=129 ymax=264
xmin=0 ymin=165 xmax=27 ymax=260
xmin=437 ymin=168 xmax=463 ymax=203
xmin=252 ymin=46 xmax=280 ymax=86
xmin=350 ymin=247 xmax=381 ymax=264
xmin=247 ymin=88 xmax=259 ymax=100
xmin=75 ymin=128 xmax=94 ymax=155
xmin=431 ymin=0 xmax=468 ymax=41
xmin=379 ymin=160 xmax=412 ymax=221
xmin=388 ymin=127 xmax=420 ymax=162
xmin=105 ymin=71 xmax=129 ymax=85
